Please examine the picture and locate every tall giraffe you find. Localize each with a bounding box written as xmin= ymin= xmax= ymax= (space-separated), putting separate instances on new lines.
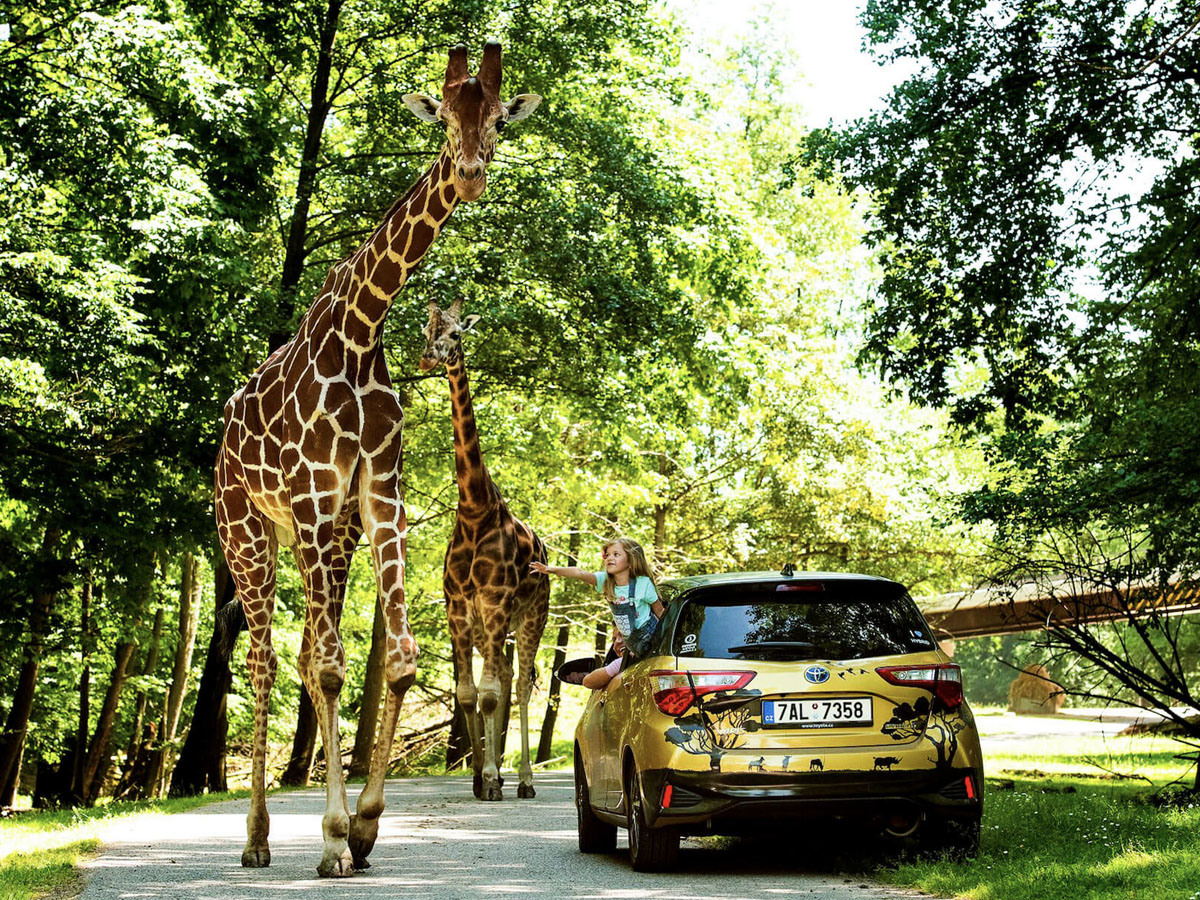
xmin=419 ymin=299 xmax=550 ymax=801
xmin=213 ymin=45 xmax=540 ymax=877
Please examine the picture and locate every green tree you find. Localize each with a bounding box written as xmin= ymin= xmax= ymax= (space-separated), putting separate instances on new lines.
xmin=812 ymin=0 xmax=1200 ymax=749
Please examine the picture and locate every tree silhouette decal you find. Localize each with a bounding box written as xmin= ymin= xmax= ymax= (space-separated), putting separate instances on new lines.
xmin=663 ymin=689 xmax=761 ymax=772
xmin=880 ymin=695 xmax=966 ymax=769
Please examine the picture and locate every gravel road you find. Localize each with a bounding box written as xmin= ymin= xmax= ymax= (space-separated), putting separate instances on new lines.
xmin=77 ymin=771 xmax=924 ymax=900
xmin=75 ymin=707 xmax=1194 ymax=900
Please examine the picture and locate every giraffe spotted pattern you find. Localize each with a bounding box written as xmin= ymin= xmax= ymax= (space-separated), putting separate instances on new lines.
xmin=213 ymin=43 xmax=541 ymax=877
xmin=420 ymin=299 xmax=551 ymax=801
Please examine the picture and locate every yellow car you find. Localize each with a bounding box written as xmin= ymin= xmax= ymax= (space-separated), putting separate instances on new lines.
xmin=570 ymin=571 xmax=984 ymax=871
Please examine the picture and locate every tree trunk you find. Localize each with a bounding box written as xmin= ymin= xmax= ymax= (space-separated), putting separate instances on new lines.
xmin=538 ymin=530 xmax=579 ymax=763
xmin=0 ymin=527 xmax=61 ymax=806
xmin=129 ymin=603 xmax=165 ymax=749
xmin=76 ymin=561 xmax=153 ymax=805
xmin=280 ymin=691 xmax=318 ymax=786
xmin=653 ymin=456 xmax=669 ymax=568
xmin=80 ymin=638 xmax=139 ymax=805
xmin=71 ymin=575 xmax=93 ymax=802
xmin=653 ymin=505 xmax=668 ymax=568
xmin=594 ymin=619 xmax=607 ymax=665
xmin=142 ymin=552 xmax=202 ymax=798
xmin=271 ymin=0 xmax=343 ymax=351
xmin=349 ymin=597 xmax=387 ymax=778
xmin=116 ymin=597 xmax=164 ymax=799
xmin=169 ymin=559 xmax=235 ymax=796
xmin=536 ymin=617 xmax=570 ymax=763
xmin=446 ymin=655 xmax=472 ymax=772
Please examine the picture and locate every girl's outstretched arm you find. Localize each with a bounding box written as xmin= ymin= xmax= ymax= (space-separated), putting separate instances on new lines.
xmin=528 ymin=561 xmax=598 ymax=585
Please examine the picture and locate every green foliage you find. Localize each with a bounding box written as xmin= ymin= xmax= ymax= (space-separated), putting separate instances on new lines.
xmin=816 ymin=0 xmax=1200 ymax=552
xmin=817 ymin=0 xmax=1200 ymax=730
xmin=0 ymin=0 xmax=987 ymax=797
xmin=952 ymin=634 xmax=1034 ymax=706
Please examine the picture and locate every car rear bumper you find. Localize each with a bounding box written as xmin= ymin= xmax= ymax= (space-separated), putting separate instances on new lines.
xmin=638 ymin=766 xmax=983 ymax=832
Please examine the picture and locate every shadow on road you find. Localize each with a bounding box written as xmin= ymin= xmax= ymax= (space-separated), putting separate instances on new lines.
xmin=79 ymin=772 xmax=921 ymax=900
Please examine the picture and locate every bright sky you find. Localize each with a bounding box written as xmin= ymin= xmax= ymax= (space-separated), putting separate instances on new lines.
xmin=669 ymin=0 xmax=914 ymax=126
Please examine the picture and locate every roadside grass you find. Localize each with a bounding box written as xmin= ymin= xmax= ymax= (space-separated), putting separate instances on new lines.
xmin=879 ymin=729 xmax=1200 ymax=900
xmin=0 ymin=792 xmax=246 ymax=900
xmin=985 ymin=728 xmax=1193 ymax=784
xmin=0 ymin=842 xmax=99 ymax=900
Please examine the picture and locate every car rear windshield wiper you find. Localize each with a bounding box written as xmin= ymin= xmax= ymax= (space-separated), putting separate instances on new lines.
xmin=727 ymin=641 xmax=827 ymax=657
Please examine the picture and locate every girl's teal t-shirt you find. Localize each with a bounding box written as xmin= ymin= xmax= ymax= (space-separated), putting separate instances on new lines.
xmin=594 ymin=572 xmax=658 ymax=638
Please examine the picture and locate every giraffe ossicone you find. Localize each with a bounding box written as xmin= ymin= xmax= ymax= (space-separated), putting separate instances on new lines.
xmin=213 ymin=45 xmax=539 ymax=877
xmin=420 ymin=298 xmax=551 ymax=802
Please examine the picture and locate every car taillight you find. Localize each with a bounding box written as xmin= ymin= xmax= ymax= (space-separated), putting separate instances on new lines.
xmin=875 ymin=664 xmax=964 ymax=709
xmin=651 ymin=671 xmax=756 ymax=716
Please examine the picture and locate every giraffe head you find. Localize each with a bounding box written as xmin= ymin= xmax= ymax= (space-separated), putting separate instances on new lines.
xmin=402 ymin=43 xmax=541 ymax=202
xmin=419 ymin=297 xmax=480 ymax=371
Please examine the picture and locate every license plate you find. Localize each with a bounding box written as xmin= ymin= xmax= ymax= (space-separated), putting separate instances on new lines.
xmin=762 ymin=697 xmax=872 ymax=728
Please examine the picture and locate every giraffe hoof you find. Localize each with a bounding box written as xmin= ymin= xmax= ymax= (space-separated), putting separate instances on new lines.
xmin=472 ymin=773 xmax=483 ymax=798
xmin=348 ymin=814 xmax=378 ymax=868
xmin=241 ymin=847 xmax=271 ymax=868
xmin=480 ymin=777 xmax=503 ymax=801
xmin=517 ymin=783 xmax=535 ymax=799
xmin=317 ymin=848 xmax=355 ymax=878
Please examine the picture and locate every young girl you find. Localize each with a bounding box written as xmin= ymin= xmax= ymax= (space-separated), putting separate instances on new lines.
xmin=530 ymin=537 xmax=664 ymax=689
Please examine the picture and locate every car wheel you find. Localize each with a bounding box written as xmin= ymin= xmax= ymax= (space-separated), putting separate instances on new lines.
xmin=625 ymin=764 xmax=680 ymax=872
xmin=919 ymin=814 xmax=981 ymax=861
xmin=575 ymin=753 xmax=616 ymax=853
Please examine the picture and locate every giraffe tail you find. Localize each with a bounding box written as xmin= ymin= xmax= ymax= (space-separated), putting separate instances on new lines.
xmin=215 ymin=598 xmax=247 ymax=660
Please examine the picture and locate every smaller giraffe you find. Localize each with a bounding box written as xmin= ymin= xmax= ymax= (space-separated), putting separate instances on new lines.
xmin=420 ymin=298 xmax=550 ymax=800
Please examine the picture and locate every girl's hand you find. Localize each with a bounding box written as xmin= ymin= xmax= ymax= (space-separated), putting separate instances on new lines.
xmin=529 ymin=560 xmax=550 ymax=575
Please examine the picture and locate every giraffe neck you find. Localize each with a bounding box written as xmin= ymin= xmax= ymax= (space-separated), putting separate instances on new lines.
xmin=335 ymin=146 xmax=458 ymax=351
xmin=446 ymin=349 xmax=497 ymax=512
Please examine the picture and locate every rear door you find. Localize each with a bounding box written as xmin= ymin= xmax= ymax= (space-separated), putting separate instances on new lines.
xmin=577 ymin=684 xmax=614 ymax=808
xmin=668 ymin=581 xmax=943 ymax=755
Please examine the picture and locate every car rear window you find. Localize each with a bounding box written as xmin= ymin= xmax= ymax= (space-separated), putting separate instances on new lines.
xmin=670 ymin=582 xmax=936 ymax=661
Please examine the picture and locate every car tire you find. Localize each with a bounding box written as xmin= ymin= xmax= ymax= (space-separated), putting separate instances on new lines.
xmin=625 ymin=764 xmax=680 ymax=872
xmin=575 ymin=754 xmax=616 ymax=853
xmin=920 ymin=814 xmax=981 ymax=861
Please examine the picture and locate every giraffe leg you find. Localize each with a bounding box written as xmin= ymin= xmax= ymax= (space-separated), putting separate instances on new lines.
xmin=448 ymin=610 xmax=485 ymax=798
xmin=287 ymin=511 xmax=359 ymax=865
xmin=348 ymin=485 xmax=417 ymax=869
xmin=291 ymin=533 xmax=356 ymax=879
xmin=498 ymin=642 xmax=514 ymax=786
xmin=515 ymin=586 xmax=548 ymax=799
xmin=215 ymin=472 xmax=278 ymax=868
xmin=477 ymin=599 xmax=510 ymax=802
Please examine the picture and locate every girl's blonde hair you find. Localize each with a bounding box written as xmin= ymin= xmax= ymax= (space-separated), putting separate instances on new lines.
xmin=600 ymin=537 xmax=657 ymax=603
